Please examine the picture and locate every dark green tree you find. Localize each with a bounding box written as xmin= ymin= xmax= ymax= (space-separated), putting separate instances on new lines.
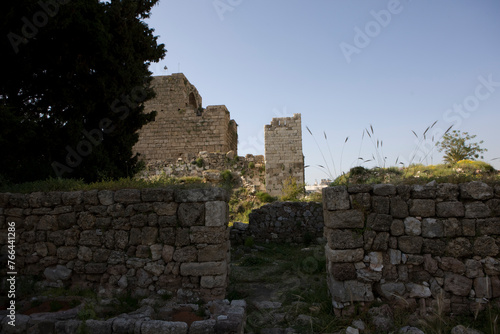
xmin=436 ymin=130 xmax=487 ymax=164
xmin=0 ymin=0 xmax=165 ymax=183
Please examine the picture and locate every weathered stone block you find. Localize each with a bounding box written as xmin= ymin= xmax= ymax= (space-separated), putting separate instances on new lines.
xmin=198 ymin=244 xmax=227 ymax=262
xmin=175 ymin=188 xmax=229 ymax=203
xmin=437 ymin=183 xmax=459 ymax=201
xmin=474 ymin=236 xmax=499 ymax=257
xmin=344 ymin=280 xmax=374 ymax=301
xmin=178 ymin=203 xmax=205 ymax=227
xmin=411 ymin=184 xmax=436 ymax=199
xmin=406 ymin=282 xmax=431 ymax=298
xmin=390 ymin=197 xmax=408 ymax=218
xmin=79 ymin=230 xmax=102 ymax=246
xmin=189 ymin=226 xmax=226 ymax=244
xmin=439 ymin=257 xmax=465 ymax=274
xmin=327 ymin=229 xmax=364 ymax=249
xmin=372 ymin=196 xmax=390 ymax=214
xmin=376 ymin=282 xmax=406 ymax=300
xmin=324 ymin=210 xmax=364 ymax=229
xmin=465 ymin=202 xmax=491 ymax=218
xmin=57 ymin=246 xmax=78 ymax=261
xmin=205 ymin=201 xmax=227 ymax=226
xmin=114 ymin=189 xmax=141 ymax=203
xmin=422 ymin=238 xmax=446 ymax=256
xmin=323 ymin=186 xmax=350 ymax=210
xmin=398 ymin=236 xmax=423 ymax=254
xmin=367 ymin=213 xmax=392 ymax=231
xmin=351 ymin=192 xmax=371 ymax=211
xmin=487 ymin=199 xmax=500 ymax=216
xmin=404 ymin=217 xmax=421 ymax=236
xmin=444 ymin=273 xmax=472 ymax=296
xmin=38 ymin=215 xmax=58 ymax=230
xmin=141 ymin=188 xmax=174 ymax=202
xmin=325 ymin=246 xmax=364 ymax=263
xmin=464 ymin=259 xmax=483 ymax=278
xmin=189 ymin=320 xmax=216 ymax=334
xmin=436 ymin=202 xmax=465 ymax=218
xmin=153 ymin=202 xmax=178 ymax=216
xmin=421 ymin=218 xmax=443 ymax=238
xmin=173 ymin=246 xmax=198 ymax=262
xmin=85 ymin=263 xmax=107 ymax=274
xmin=460 ymin=181 xmax=494 ymax=200
xmin=180 ymin=261 xmax=227 ymax=276
xmin=409 ymin=199 xmax=435 ymax=217
xmin=390 ymin=219 xmax=405 ymax=236
xmin=140 ymin=227 xmax=158 ymax=245
xmin=98 ymin=190 xmax=114 ymax=205
xmin=445 ymin=237 xmax=472 ymax=258
xmin=200 ymin=275 xmax=226 ymax=288
xmin=373 ymin=184 xmax=397 ymax=196
xmin=476 ymin=218 xmax=500 ymax=235
xmin=331 ymin=263 xmax=356 ymax=281
xmin=62 ymin=191 xmax=83 ymax=205
xmin=372 ymin=232 xmax=390 ymax=251
xmin=141 ymin=320 xmax=188 ymax=334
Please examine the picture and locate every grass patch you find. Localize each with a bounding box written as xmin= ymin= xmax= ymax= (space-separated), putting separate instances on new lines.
xmin=332 ymin=161 xmax=499 ymax=186
xmin=0 ymin=174 xmax=211 ymax=193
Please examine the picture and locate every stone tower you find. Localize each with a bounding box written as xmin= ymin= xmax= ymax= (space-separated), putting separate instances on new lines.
xmin=133 ymin=73 xmax=237 ymax=163
xmin=264 ymin=113 xmax=305 ymax=197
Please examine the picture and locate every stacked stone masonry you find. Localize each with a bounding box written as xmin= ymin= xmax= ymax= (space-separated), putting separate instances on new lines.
xmin=133 ymin=73 xmax=238 ymax=163
xmin=322 ymin=181 xmax=500 ymax=316
xmin=138 ymin=152 xmax=266 ymax=193
xmin=231 ymin=201 xmax=324 ymax=244
xmin=0 ymin=300 xmax=246 ymax=334
xmin=264 ymin=113 xmax=305 ymax=197
xmin=0 ymin=188 xmax=231 ymax=303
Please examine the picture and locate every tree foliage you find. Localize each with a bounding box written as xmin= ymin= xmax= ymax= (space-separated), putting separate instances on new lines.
xmin=0 ymin=0 xmax=166 ymax=184
xmin=436 ymin=130 xmax=487 ymax=164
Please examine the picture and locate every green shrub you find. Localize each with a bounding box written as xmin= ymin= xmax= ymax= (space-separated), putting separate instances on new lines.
xmin=256 ymin=191 xmax=276 ymax=203
xmin=244 ymin=236 xmax=254 ymax=248
xmin=248 ymin=162 xmax=255 ymax=169
xmin=195 ymin=158 xmax=204 ymax=168
xmin=220 ymin=170 xmax=234 ymax=189
xmin=280 ymin=176 xmax=305 ymax=201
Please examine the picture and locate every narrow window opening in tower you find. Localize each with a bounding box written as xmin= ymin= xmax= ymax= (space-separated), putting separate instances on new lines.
xmin=188 ymin=92 xmax=197 ymax=109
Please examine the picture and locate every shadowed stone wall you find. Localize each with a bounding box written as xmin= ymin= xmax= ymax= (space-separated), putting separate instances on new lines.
xmin=0 ymin=188 xmax=230 ymax=302
xmin=322 ymin=181 xmax=500 ymax=316
xmin=230 ymin=201 xmax=324 ymax=244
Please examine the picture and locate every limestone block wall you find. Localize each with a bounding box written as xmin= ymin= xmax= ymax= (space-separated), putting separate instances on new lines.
xmin=231 ymin=201 xmax=324 ymax=244
xmin=322 ymin=181 xmax=500 ymax=316
xmin=133 ymin=74 xmax=238 ymax=162
xmin=137 ymin=153 xmax=266 ymax=193
xmin=0 ymin=188 xmax=230 ymax=302
xmin=264 ymin=114 xmax=304 ymax=197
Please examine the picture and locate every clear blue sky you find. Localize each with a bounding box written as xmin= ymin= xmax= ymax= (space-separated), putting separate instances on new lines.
xmin=146 ymin=0 xmax=500 ymax=184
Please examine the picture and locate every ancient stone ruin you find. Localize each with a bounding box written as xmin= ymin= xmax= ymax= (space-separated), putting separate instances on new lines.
xmin=133 ymin=73 xmax=305 ymax=198
xmin=264 ymin=114 xmax=305 ymax=197
xmin=133 ymin=73 xmax=238 ymax=163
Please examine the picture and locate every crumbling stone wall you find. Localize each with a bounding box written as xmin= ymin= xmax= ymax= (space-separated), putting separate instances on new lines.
xmin=138 ymin=152 xmax=266 ymax=193
xmin=264 ymin=114 xmax=304 ymax=197
xmin=322 ymin=181 xmax=500 ymax=316
xmin=231 ymin=201 xmax=323 ymax=244
xmin=133 ymin=73 xmax=238 ymax=162
xmin=0 ymin=188 xmax=230 ymax=302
